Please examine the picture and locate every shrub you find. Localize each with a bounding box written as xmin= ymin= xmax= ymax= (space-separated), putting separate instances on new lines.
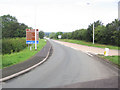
xmin=2 ymin=38 xmax=27 ymax=54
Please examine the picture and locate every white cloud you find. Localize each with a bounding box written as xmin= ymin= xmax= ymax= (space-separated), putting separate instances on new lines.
xmin=0 ymin=0 xmax=118 ymax=32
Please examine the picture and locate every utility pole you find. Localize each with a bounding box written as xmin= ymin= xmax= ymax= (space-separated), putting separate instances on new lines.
xmin=93 ymin=23 xmax=94 ymax=44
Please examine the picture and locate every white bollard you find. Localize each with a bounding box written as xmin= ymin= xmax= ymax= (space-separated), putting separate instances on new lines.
xmin=104 ymin=48 xmax=109 ymax=56
xmin=30 ymin=46 xmax=32 ymax=51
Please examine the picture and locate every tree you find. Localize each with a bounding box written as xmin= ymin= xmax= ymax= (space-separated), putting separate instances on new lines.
xmin=54 ymin=32 xmax=63 ymax=39
xmin=105 ymin=19 xmax=120 ymax=46
xmin=94 ymin=25 xmax=106 ymax=44
xmin=1 ymin=14 xmax=29 ymax=38
xmin=49 ymin=32 xmax=55 ymax=39
xmin=39 ymin=31 xmax=45 ymax=39
xmin=86 ymin=20 xmax=103 ymax=42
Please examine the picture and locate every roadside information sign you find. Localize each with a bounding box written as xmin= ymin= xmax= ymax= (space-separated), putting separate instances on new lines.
xmin=58 ymin=35 xmax=62 ymax=39
xmin=26 ymin=29 xmax=39 ymax=44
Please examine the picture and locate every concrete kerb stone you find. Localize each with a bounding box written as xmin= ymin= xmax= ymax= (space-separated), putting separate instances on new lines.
xmin=0 ymin=40 xmax=52 ymax=82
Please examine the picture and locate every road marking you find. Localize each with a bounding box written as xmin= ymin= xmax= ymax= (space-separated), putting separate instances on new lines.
xmin=71 ymin=47 xmax=78 ymax=50
xmin=86 ymin=52 xmax=93 ymax=57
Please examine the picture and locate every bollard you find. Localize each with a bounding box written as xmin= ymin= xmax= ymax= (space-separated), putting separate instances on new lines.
xmin=104 ymin=48 xmax=109 ymax=56
xmin=30 ymin=46 xmax=32 ymax=51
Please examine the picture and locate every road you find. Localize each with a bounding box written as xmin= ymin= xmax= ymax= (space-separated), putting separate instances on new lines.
xmin=2 ymin=39 xmax=118 ymax=88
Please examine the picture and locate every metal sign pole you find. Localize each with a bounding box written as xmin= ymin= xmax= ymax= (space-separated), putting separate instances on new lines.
xmin=93 ymin=23 xmax=94 ymax=44
xmin=35 ymin=29 xmax=37 ymax=50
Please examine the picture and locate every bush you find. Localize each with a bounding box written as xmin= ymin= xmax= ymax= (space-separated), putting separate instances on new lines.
xmin=2 ymin=38 xmax=27 ymax=54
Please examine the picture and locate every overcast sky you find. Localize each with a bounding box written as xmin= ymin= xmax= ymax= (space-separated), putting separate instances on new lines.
xmin=0 ymin=0 xmax=119 ymax=32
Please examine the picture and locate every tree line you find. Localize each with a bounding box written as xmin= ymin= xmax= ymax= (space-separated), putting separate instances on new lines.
xmin=1 ymin=14 xmax=31 ymax=38
xmin=49 ymin=19 xmax=120 ymax=46
xmin=1 ymin=14 xmax=46 ymax=54
xmin=1 ymin=14 xmax=45 ymax=39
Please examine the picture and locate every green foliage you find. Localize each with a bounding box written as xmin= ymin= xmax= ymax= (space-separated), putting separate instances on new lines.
xmin=86 ymin=20 xmax=103 ymax=42
xmin=1 ymin=14 xmax=29 ymax=38
xmin=2 ymin=39 xmax=46 ymax=68
xmin=101 ymin=56 xmax=120 ymax=66
xmin=62 ymin=32 xmax=72 ymax=39
xmin=39 ymin=31 xmax=45 ymax=39
xmin=2 ymin=38 xmax=26 ymax=54
xmin=61 ymin=19 xmax=120 ymax=47
xmin=49 ymin=32 xmax=63 ymax=39
xmin=54 ymin=32 xmax=63 ymax=39
xmin=49 ymin=32 xmax=56 ymax=39
xmin=94 ymin=25 xmax=106 ymax=43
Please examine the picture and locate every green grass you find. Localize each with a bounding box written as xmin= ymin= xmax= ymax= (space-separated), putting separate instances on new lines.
xmin=2 ymin=39 xmax=46 ymax=68
xmin=58 ymin=39 xmax=119 ymax=50
xmin=100 ymin=56 xmax=120 ymax=66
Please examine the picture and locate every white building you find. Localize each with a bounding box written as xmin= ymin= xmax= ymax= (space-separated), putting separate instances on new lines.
xmin=118 ymin=1 xmax=120 ymax=20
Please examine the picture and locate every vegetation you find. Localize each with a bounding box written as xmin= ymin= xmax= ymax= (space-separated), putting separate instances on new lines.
xmin=59 ymin=39 xmax=119 ymax=50
xmin=2 ymin=38 xmax=27 ymax=54
xmin=49 ymin=32 xmax=56 ymax=39
xmin=2 ymin=39 xmax=46 ymax=68
xmin=1 ymin=14 xmax=31 ymax=38
xmin=100 ymin=56 xmax=120 ymax=66
xmin=49 ymin=32 xmax=63 ymax=39
xmin=0 ymin=14 xmax=47 ymax=68
xmin=39 ymin=31 xmax=45 ymax=39
xmin=50 ymin=19 xmax=120 ymax=47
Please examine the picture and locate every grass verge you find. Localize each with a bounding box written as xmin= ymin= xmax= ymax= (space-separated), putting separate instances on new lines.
xmin=100 ymin=55 xmax=120 ymax=67
xmin=2 ymin=39 xmax=46 ymax=68
xmin=58 ymin=39 xmax=119 ymax=50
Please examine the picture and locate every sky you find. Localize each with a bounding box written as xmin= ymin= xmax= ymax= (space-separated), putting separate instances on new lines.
xmin=0 ymin=0 xmax=119 ymax=32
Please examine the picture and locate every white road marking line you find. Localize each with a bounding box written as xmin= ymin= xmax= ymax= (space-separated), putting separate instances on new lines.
xmin=86 ymin=53 xmax=93 ymax=57
xmin=71 ymin=47 xmax=78 ymax=50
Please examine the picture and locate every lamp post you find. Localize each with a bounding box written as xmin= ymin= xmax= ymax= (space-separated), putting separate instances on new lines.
xmin=86 ymin=3 xmax=95 ymax=44
xmin=118 ymin=1 xmax=120 ymax=21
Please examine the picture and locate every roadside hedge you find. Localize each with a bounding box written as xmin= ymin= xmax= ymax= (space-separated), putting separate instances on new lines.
xmin=2 ymin=38 xmax=27 ymax=54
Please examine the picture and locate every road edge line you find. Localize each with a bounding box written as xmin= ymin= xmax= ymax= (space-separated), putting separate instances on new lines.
xmin=0 ymin=46 xmax=52 ymax=82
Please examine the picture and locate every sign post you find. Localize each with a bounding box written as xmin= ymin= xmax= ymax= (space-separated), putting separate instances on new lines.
xmin=93 ymin=23 xmax=94 ymax=44
xmin=26 ymin=29 xmax=39 ymax=50
xmin=35 ymin=29 xmax=38 ymax=50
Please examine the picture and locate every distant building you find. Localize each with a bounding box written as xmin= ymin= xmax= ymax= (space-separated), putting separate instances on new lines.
xmin=118 ymin=1 xmax=120 ymax=20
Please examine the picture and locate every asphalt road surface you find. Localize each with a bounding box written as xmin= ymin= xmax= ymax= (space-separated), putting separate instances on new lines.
xmin=2 ymin=39 xmax=118 ymax=88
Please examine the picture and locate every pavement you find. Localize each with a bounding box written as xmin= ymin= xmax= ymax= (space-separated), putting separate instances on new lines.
xmin=1 ymin=40 xmax=52 ymax=80
xmin=2 ymin=39 xmax=118 ymax=88
xmin=53 ymin=40 xmax=119 ymax=56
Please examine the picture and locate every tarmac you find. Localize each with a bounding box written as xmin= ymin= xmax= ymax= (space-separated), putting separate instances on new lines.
xmin=1 ymin=40 xmax=52 ymax=79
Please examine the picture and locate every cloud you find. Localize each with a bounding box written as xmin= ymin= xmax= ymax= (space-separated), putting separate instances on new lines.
xmin=0 ymin=0 xmax=118 ymax=32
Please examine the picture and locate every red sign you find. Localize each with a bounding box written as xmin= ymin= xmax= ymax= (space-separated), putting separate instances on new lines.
xmin=26 ymin=29 xmax=39 ymax=41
